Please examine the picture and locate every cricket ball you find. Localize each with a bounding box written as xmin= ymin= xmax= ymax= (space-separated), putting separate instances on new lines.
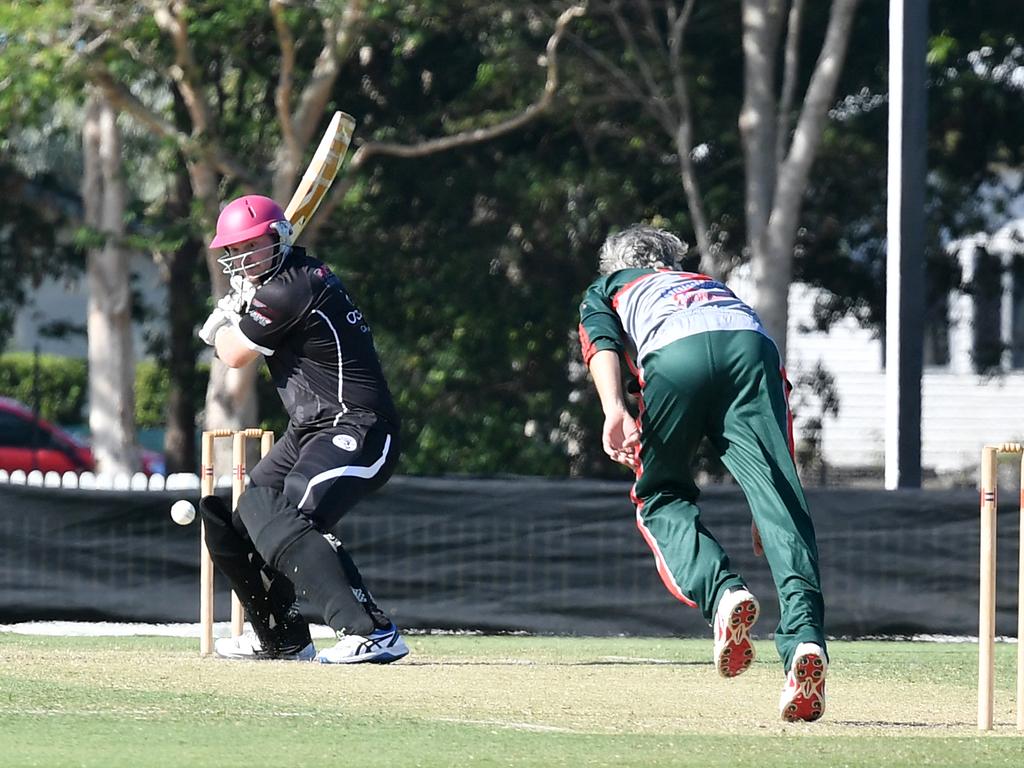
xmin=170 ymin=499 xmax=197 ymax=526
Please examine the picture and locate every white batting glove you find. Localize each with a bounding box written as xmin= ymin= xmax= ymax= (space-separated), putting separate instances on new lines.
xmin=217 ymin=292 xmax=244 ymax=314
xmin=197 ymin=307 xmax=239 ymax=346
xmin=229 ymin=275 xmax=257 ymax=310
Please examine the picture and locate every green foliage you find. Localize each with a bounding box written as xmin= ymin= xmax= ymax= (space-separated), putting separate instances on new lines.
xmin=3 ymin=2 xmax=1023 ymax=479
xmin=134 ymin=359 xmax=217 ymax=429
xmin=0 ymin=2 xmax=74 ymax=124
xmin=133 ymin=360 xmax=171 ymax=428
xmin=0 ymin=1 xmax=85 ymax=351
xmin=0 ymin=352 xmax=87 ymax=423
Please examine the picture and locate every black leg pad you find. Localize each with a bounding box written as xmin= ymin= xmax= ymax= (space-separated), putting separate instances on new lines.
xmin=199 ymin=494 xmax=311 ymax=655
xmin=237 ymin=486 xmax=375 ymax=635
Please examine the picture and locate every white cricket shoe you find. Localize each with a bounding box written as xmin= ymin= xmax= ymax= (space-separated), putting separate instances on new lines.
xmin=779 ymin=642 xmax=828 ymax=722
xmin=315 ymin=623 xmax=410 ymax=665
xmin=712 ymin=587 xmax=760 ymax=677
xmin=214 ymin=631 xmax=316 ymax=661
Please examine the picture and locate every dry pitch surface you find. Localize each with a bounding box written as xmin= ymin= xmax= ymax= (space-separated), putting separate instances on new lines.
xmin=1 ymin=634 xmax=1022 ymax=766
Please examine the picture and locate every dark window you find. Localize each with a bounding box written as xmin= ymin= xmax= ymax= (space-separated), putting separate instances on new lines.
xmin=1012 ymin=253 xmax=1024 ymax=369
xmin=0 ymin=411 xmax=57 ymax=449
xmin=0 ymin=411 xmax=38 ymax=448
xmin=971 ymin=247 xmax=1003 ymax=373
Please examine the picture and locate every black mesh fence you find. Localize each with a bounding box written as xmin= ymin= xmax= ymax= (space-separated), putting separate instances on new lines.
xmin=0 ymin=477 xmax=1018 ymax=637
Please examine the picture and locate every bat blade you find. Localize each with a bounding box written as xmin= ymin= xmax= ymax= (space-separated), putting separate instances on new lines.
xmin=284 ymin=110 xmax=356 ymax=241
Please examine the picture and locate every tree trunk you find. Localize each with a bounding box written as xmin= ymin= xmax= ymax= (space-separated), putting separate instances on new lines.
xmin=740 ymin=0 xmax=785 ymax=244
xmin=82 ymin=91 xmax=139 ymax=475
xmin=162 ymin=92 xmax=204 ymax=474
xmin=164 ymin=246 xmax=201 ymax=473
xmin=163 ymin=215 xmax=201 ymax=473
xmin=741 ymin=0 xmax=860 ymax=362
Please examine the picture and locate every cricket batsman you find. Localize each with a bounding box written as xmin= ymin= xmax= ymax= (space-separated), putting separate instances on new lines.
xmin=578 ymin=225 xmax=828 ymax=721
xmin=196 ymin=194 xmax=408 ymax=664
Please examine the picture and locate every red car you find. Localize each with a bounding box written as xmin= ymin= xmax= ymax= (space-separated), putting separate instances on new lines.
xmin=0 ymin=397 xmax=165 ymax=476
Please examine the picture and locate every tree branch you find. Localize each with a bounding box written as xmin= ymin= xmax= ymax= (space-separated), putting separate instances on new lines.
xmin=636 ymin=0 xmax=668 ymax=56
xmin=665 ymin=0 xmax=713 ymax=270
xmin=301 ymin=4 xmax=586 ymax=244
xmin=270 ymin=0 xmax=299 ymax=167
xmin=739 ymin=0 xmax=787 ymax=242
xmin=271 ymin=0 xmax=368 ymax=202
xmin=145 ymin=1 xmax=258 ymax=184
xmin=776 ymin=0 xmax=805 ymax=166
xmin=607 ymin=1 xmax=673 ymax=126
xmin=350 ymin=4 xmax=586 ymax=164
xmin=89 ymin=67 xmax=257 ymax=186
xmin=151 ymin=0 xmax=214 ymax=135
xmin=293 ymin=0 xmax=367 ymax=146
xmin=772 ymin=0 xmax=860 ymax=234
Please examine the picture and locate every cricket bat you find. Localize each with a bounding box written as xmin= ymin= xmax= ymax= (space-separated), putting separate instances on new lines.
xmin=284 ymin=110 xmax=356 ymax=240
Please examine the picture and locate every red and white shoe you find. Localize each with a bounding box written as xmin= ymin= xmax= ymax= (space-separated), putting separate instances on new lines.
xmin=712 ymin=588 xmax=760 ymax=677
xmin=779 ymin=642 xmax=827 ymax=722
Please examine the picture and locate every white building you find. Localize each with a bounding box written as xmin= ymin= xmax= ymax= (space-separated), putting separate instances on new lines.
xmin=769 ymin=215 xmax=1024 ymax=483
xmin=10 ymin=254 xmax=166 ymax=358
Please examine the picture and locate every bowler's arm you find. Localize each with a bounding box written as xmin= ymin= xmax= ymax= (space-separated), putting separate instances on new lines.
xmin=588 ymin=349 xmax=628 ymax=415
xmin=588 ymin=349 xmax=639 ymax=468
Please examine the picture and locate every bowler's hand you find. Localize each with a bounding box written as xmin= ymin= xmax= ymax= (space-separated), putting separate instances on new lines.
xmin=602 ymin=407 xmax=640 ymax=469
xmin=751 ymin=521 xmax=764 ymax=557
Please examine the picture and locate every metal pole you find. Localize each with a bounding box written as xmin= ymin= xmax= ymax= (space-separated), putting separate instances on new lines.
xmin=884 ymin=0 xmax=928 ymax=489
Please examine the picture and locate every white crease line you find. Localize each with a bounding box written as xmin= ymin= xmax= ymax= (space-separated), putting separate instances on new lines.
xmin=431 ymin=716 xmax=579 ymax=733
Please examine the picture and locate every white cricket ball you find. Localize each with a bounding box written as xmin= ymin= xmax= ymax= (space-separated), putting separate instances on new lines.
xmin=170 ymin=499 xmax=197 ymax=526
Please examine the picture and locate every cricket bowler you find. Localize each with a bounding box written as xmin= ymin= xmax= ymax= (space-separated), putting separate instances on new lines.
xmin=578 ymin=225 xmax=828 ymax=721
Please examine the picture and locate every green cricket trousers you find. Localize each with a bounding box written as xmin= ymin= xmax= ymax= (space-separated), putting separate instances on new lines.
xmin=632 ymin=329 xmax=826 ymax=669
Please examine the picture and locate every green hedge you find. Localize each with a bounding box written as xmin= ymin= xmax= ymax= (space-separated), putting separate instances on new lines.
xmin=134 ymin=359 xmax=212 ymax=428
xmin=0 ymin=353 xmax=88 ymax=423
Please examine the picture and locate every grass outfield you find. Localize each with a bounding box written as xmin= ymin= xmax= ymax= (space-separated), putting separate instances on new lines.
xmin=0 ymin=634 xmax=1022 ymax=767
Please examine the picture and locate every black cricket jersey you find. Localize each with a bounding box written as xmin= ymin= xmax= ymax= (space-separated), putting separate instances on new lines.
xmin=235 ymin=247 xmax=399 ymax=430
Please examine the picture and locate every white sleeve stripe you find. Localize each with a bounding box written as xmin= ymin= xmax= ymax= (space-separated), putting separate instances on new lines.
xmin=297 ymin=434 xmax=391 ymax=509
xmin=236 ymin=330 xmax=274 ymax=356
xmin=313 ymin=309 xmax=346 ymax=413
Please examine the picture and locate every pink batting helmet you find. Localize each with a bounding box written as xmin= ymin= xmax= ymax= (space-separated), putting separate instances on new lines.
xmin=209 ymin=195 xmax=288 ymax=249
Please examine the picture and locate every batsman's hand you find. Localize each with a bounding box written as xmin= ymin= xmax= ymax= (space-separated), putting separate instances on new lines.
xmin=602 ymin=406 xmax=640 ymax=470
xmin=232 ymin=275 xmax=257 ymax=307
xmin=197 ymin=307 xmax=239 ymax=346
xmin=219 ymin=276 xmax=257 ymax=314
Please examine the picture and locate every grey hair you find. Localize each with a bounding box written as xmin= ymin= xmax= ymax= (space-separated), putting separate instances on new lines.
xmin=597 ymin=225 xmax=689 ymax=275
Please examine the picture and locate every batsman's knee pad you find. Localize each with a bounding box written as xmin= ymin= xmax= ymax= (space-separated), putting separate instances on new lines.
xmin=236 ymin=486 xmax=315 ymax=571
xmin=199 ymin=495 xmax=252 ymax=557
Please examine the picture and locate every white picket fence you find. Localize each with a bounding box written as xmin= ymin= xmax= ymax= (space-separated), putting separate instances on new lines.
xmin=0 ymin=470 xmax=234 ymax=492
